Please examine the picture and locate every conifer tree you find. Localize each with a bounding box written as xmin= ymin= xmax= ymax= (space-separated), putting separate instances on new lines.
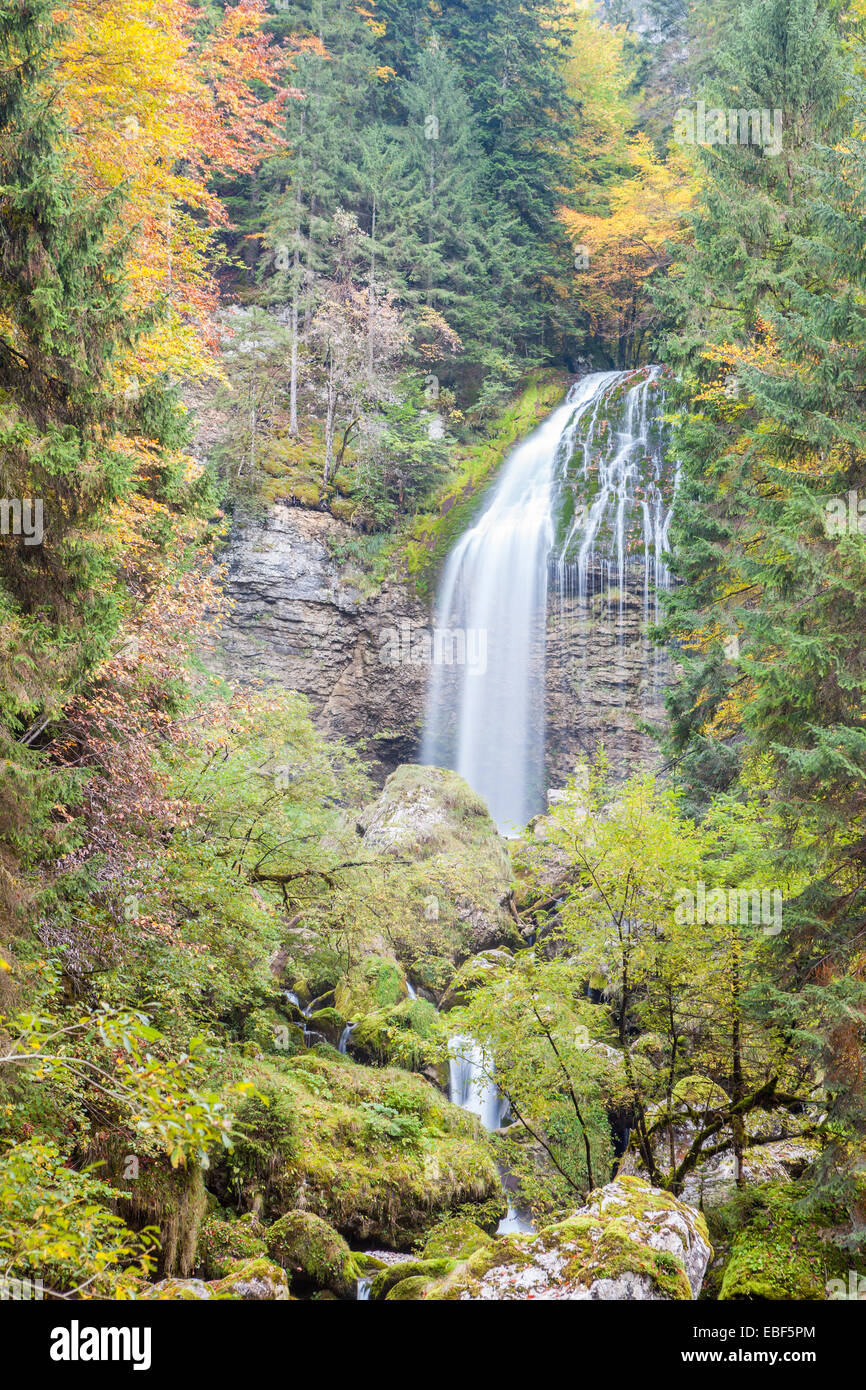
xmin=0 ymin=0 xmax=144 ymax=725
xmin=656 ymin=0 xmax=866 ymax=1205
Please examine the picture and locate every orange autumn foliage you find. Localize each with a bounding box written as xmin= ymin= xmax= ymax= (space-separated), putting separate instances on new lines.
xmin=55 ymin=0 xmax=320 ymax=388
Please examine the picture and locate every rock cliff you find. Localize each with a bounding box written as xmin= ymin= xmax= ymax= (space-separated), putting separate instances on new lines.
xmin=209 ymin=505 xmax=428 ymax=782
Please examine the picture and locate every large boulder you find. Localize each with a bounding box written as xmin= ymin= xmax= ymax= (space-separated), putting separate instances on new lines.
xmin=210 ymin=505 xmax=429 ymax=783
xmin=144 ymin=1258 xmax=291 ymax=1300
xmin=438 ymin=949 xmax=514 ymax=1012
xmin=265 ymin=1211 xmax=359 ymax=1298
xmin=357 ymin=766 xmax=523 ymax=989
xmin=394 ymin=1176 xmax=712 ymax=1301
xmin=214 ymin=1053 xmax=505 ymax=1249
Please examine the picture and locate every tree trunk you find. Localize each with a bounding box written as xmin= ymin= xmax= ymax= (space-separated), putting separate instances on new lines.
xmin=367 ymin=192 xmax=377 ymax=377
xmin=323 ymin=356 xmax=336 ymax=487
xmin=289 ymin=252 xmax=299 ymax=437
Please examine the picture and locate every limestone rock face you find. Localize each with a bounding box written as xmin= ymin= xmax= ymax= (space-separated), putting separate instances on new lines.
xmin=209 ymin=505 xmax=428 ymax=782
xmin=419 ymin=1176 xmax=712 ymax=1301
xmin=545 ymin=571 xmax=672 ymax=786
xmin=210 ymin=505 xmax=673 ymax=801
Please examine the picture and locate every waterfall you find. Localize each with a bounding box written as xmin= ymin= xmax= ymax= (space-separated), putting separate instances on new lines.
xmin=421 ymin=368 xmax=676 ymax=832
xmin=448 ymin=1034 xmax=504 ymax=1131
xmin=448 ymin=1034 xmax=535 ymax=1235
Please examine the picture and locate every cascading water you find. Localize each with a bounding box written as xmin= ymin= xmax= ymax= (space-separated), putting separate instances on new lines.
xmin=448 ymin=1035 xmax=535 ymax=1235
xmin=421 ymin=368 xmax=676 ymax=831
xmin=448 ymin=1035 xmax=504 ymax=1131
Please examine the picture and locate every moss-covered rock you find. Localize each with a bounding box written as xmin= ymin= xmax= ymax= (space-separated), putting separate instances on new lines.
xmin=369 ymin=1256 xmax=453 ymax=1300
xmin=356 ymin=766 xmax=522 ymax=986
xmin=216 ymin=1052 xmax=505 ymax=1248
xmin=718 ymin=1186 xmax=841 ymax=1301
xmin=243 ymin=1006 xmax=304 ymax=1057
xmin=631 ymin=1032 xmax=667 ymax=1068
xmin=672 ymin=1076 xmax=730 ymax=1111
xmin=349 ymin=996 xmax=444 ymax=1072
xmin=334 ymin=955 xmax=410 ymax=1017
xmin=410 ymin=1177 xmax=712 ymax=1301
xmin=439 ymin=949 xmax=514 ymax=1013
xmin=143 ymin=1258 xmax=291 ymax=1301
xmin=265 ymin=1211 xmax=357 ymax=1297
xmin=305 ymin=1006 xmax=347 ymax=1048
xmin=197 ymin=1213 xmax=267 ymax=1279
xmin=421 ymin=1212 xmax=493 ymax=1260
xmin=212 ymin=1257 xmax=291 ymax=1300
xmin=385 ymin=1274 xmax=434 ymax=1301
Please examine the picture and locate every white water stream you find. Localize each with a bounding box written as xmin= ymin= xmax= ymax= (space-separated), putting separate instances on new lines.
xmin=448 ymin=1035 xmax=535 ymax=1236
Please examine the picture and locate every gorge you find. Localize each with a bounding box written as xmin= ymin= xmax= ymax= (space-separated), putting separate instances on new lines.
xmin=5 ymin=0 xmax=860 ymax=1323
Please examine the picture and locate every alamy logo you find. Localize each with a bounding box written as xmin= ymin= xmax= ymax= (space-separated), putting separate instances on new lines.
xmin=0 ymin=1275 xmax=43 ymax=1299
xmin=823 ymin=490 xmax=866 ymax=536
xmin=50 ymin=1320 xmax=152 ymax=1371
xmin=826 ymin=1271 xmax=866 ymax=1300
xmin=674 ymin=101 xmax=783 ymax=157
xmin=0 ymin=498 xmax=43 ymax=545
xmin=674 ymin=882 xmax=782 ymax=936
xmin=379 ymin=620 xmax=487 ymax=675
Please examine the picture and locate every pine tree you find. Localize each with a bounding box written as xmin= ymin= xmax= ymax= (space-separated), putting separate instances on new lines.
xmin=0 ymin=0 xmax=145 ymax=726
xmin=656 ymin=0 xmax=866 ymax=1206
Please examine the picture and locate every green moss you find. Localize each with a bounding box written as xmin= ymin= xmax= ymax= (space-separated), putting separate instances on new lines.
xmin=385 ymin=1274 xmax=434 ymax=1300
xmin=718 ymin=1186 xmax=848 ymax=1301
xmin=421 ymin=1212 xmax=493 ymax=1260
xmin=306 ymin=1006 xmax=347 ymax=1046
xmin=211 ymin=1257 xmax=291 ymax=1300
xmin=87 ymin=1140 xmax=207 ymax=1278
xmin=218 ymin=1053 xmax=504 ymax=1247
xmin=265 ymin=1210 xmax=356 ymax=1296
xmin=329 ymin=497 xmax=357 ymax=523
xmin=672 ymin=1075 xmax=730 ymax=1110
xmin=349 ymin=997 xmax=444 ymax=1072
xmin=335 ymin=955 xmax=408 ymax=1016
xmin=555 ymin=1213 xmax=691 ymax=1299
xmin=243 ymin=1006 xmax=304 ymax=1056
xmin=370 ymin=1256 xmax=453 ymax=1300
xmin=197 ymin=1214 xmax=266 ymax=1279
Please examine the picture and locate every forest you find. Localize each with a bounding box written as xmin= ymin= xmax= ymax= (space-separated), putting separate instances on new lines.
xmin=1 ymin=0 xmax=866 ymax=1328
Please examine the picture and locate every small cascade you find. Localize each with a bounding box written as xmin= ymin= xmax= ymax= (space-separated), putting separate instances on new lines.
xmin=356 ymin=1274 xmax=374 ymax=1301
xmin=338 ymin=1021 xmax=357 ymax=1055
xmin=448 ymin=1035 xmax=535 ymax=1236
xmin=406 ymin=979 xmax=418 ymax=1000
xmin=448 ymin=1035 xmax=504 ymax=1131
xmin=282 ymin=990 xmax=325 ymax=1048
xmin=496 ymin=1195 xmax=536 ymax=1236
